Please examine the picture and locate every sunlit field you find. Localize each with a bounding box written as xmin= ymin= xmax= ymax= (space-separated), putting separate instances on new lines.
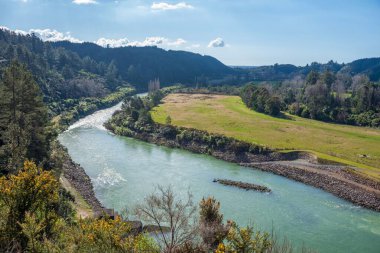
xmin=151 ymin=93 xmax=380 ymax=180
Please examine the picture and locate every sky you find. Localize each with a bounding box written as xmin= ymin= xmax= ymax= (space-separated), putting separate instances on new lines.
xmin=0 ymin=0 xmax=379 ymax=66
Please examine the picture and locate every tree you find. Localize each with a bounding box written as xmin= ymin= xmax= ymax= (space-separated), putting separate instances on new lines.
xmin=241 ymin=85 xmax=281 ymax=116
xmin=199 ymin=197 xmax=230 ymax=250
xmin=0 ymin=61 xmax=49 ymax=173
xmin=264 ymin=96 xmax=281 ymax=116
xmin=149 ymin=90 xmax=164 ymax=107
xmin=305 ymin=71 xmax=319 ymax=86
xmin=106 ymin=60 xmax=119 ymax=90
xmin=321 ymin=70 xmax=336 ymax=89
xmin=241 ymin=84 xmax=257 ymax=108
xmin=166 ymin=115 xmax=172 ymax=125
xmin=353 ymin=82 xmax=375 ymax=113
xmin=331 ymin=79 xmax=346 ymax=105
xmin=148 ymin=78 xmax=161 ymax=93
xmin=253 ymin=87 xmax=271 ymax=112
xmin=134 ymin=185 xmax=197 ymax=253
xmin=304 ymin=82 xmax=330 ymax=119
xmin=351 ymin=74 xmax=369 ymax=92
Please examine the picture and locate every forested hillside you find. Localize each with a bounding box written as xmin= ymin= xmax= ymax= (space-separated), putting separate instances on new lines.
xmin=0 ymin=29 xmax=131 ymax=116
xmin=0 ymin=29 xmax=126 ymax=98
xmin=0 ymin=28 xmax=235 ymax=105
xmin=52 ymin=41 xmax=235 ymax=86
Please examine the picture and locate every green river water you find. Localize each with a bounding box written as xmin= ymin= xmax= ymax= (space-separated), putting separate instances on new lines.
xmin=58 ymin=101 xmax=380 ymax=253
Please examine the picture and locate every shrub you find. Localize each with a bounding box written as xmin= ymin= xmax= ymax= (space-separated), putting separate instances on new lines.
xmin=0 ymin=161 xmax=61 ymax=251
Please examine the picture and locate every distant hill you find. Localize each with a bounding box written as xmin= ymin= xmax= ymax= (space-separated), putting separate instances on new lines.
xmin=52 ymin=41 xmax=235 ymax=87
xmin=340 ymin=58 xmax=380 ymax=81
xmin=238 ymin=58 xmax=380 ymax=82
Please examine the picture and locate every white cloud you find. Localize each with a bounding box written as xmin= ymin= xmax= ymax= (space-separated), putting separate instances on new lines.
xmin=14 ymin=29 xmax=28 ymax=35
xmin=95 ymin=38 xmax=130 ymax=48
xmin=151 ymin=2 xmax=194 ymax=11
xmin=30 ymin=29 xmax=83 ymax=43
xmin=72 ymin=0 xmax=98 ymax=5
xmin=127 ymin=37 xmax=166 ymax=47
xmin=208 ymin=37 xmax=225 ymax=48
xmin=167 ymin=38 xmax=186 ymax=46
xmin=2 ymin=27 xmax=83 ymax=43
xmin=0 ymin=26 xmax=28 ymax=36
xmin=1 ymin=27 xmax=192 ymax=49
xmin=94 ymin=36 xmax=188 ymax=48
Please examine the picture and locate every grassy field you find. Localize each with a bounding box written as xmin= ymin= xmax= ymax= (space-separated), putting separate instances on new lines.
xmin=151 ymin=93 xmax=380 ymax=180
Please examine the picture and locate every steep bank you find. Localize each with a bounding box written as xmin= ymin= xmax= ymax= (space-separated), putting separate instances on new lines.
xmin=61 ymin=147 xmax=104 ymax=213
xmin=52 ymin=141 xmax=104 ymax=215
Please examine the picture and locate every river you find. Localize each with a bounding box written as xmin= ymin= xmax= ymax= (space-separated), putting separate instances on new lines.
xmin=58 ymin=101 xmax=380 ymax=253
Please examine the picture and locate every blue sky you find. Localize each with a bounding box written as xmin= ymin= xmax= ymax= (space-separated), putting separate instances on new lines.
xmin=0 ymin=0 xmax=379 ymax=66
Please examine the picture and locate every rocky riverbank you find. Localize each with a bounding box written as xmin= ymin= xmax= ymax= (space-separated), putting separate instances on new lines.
xmin=248 ymin=162 xmax=380 ymax=211
xmin=58 ymin=142 xmax=170 ymax=234
xmin=59 ymin=145 xmax=104 ymax=213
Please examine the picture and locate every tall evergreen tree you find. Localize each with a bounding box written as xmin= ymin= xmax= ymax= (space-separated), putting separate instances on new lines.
xmin=0 ymin=61 xmax=49 ymax=173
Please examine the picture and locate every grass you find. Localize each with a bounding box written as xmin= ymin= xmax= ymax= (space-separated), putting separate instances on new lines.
xmin=151 ymin=93 xmax=380 ymax=181
xmin=60 ymin=176 xmax=93 ymax=219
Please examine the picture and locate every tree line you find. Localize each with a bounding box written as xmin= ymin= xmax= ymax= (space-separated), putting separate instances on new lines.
xmin=241 ymin=71 xmax=380 ymax=127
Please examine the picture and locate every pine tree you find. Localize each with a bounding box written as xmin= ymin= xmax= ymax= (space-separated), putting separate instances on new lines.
xmin=0 ymin=61 xmax=49 ymax=173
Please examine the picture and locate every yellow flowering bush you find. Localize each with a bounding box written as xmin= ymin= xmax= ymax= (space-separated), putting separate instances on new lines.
xmin=71 ymin=217 xmax=159 ymax=253
xmin=0 ymin=161 xmax=159 ymax=252
xmin=224 ymin=222 xmax=271 ymax=253
xmin=0 ymin=161 xmax=60 ymax=250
